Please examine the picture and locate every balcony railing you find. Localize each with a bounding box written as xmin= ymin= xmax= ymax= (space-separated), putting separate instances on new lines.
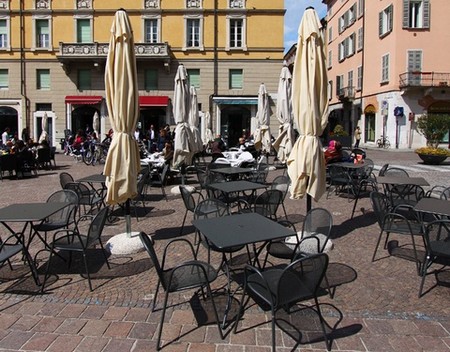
xmin=399 ymin=71 xmax=450 ymax=88
xmin=58 ymin=42 xmax=170 ymax=59
xmin=337 ymin=86 xmax=355 ymax=100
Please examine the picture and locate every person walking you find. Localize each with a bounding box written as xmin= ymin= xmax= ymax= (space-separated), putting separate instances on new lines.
xmin=354 ymin=126 xmax=361 ymax=148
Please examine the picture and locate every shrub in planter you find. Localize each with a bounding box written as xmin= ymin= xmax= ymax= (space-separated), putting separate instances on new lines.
xmin=414 ymin=113 xmax=450 ymax=164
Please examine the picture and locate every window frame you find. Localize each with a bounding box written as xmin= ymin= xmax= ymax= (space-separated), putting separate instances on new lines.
xmin=403 ymin=0 xmax=430 ymax=29
xmin=379 ymin=4 xmax=393 ymax=38
xmin=184 ymin=15 xmax=204 ymax=51
xmin=187 ymin=68 xmax=200 ymax=89
xmin=357 ymin=65 xmax=363 ymax=91
xmin=36 ymin=68 xmax=50 ymax=90
xmin=145 ymin=68 xmax=158 ymax=91
xmin=357 ymin=27 xmax=363 ymax=51
xmin=0 ymin=68 xmax=8 ymax=89
xmin=143 ymin=15 xmax=161 ymax=43
xmin=33 ymin=16 xmax=52 ymax=50
xmin=227 ymin=15 xmax=247 ymax=51
xmin=76 ymin=17 xmax=92 ymax=43
xmin=229 ymin=69 xmax=243 ymax=90
xmin=0 ymin=17 xmax=10 ymax=50
xmin=381 ymin=53 xmax=390 ymax=84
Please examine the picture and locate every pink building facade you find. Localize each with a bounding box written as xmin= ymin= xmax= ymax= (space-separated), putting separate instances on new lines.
xmin=322 ymin=0 xmax=450 ymax=149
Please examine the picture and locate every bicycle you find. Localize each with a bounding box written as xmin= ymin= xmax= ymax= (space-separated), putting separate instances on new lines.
xmin=376 ymin=135 xmax=390 ymax=149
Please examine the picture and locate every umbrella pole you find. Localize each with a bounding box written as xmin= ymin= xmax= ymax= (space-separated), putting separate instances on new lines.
xmin=306 ymin=194 xmax=312 ymax=212
xmin=125 ymin=199 xmax=132 ymax=238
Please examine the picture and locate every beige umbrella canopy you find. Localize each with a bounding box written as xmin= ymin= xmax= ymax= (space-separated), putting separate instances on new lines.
xmin=188 ymin=86 xmax=204 ymax=154
xmin=203 ymin=111 xmax=214 ymax=146
xmin=38 ymin=112 xmax=48 ymax=144
xmin=287 ymin=7 xmax=328 ymax=205
xmin=92 ymin=111 xmax=100 ymax=139
xmin=273 ymin=65 xmax=295 ymax=163
xmin=103 ymin=9 xmax=140 ymax=207
xmin=173 ymin=64 xmax=195 ymax=167
xmin=254 ymin=83 xmax=272 ymax=154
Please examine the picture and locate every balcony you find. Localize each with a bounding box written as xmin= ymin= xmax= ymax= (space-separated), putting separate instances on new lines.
xmin=399 ymin=72 xmax=450 ymax=89
xmin=57 ymin=42 xmax=171 ymax=72
xmin=337 ymin=86 xmax=355 ymax=101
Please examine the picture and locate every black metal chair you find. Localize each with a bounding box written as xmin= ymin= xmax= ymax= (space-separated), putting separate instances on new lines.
xmin=326 ymin=164 xmax=354 ymax=201
xmin=59 ymin=172 xmax=74 ymax=189
xmin=248 ymin=189 xmax=283 ymax=221
xmin=36 ymin=147 xmax=52 ymax=169
xmin=270 ymin=175 xmax=290 ymax=219
xmin=147 ymin=163 xmax=169 ymax=201
xmin=419 ymin=219 xmax=450 ymax=297
xmin=130 ymin=171 xmax=149 ymax=221
xmin=41 ymin=207 xmax=111 ymax=292
xmin=139 ymin=232 xmax=224 ymax=350
xmin=64 ymin=182 xmax=103 ymax=215
xmin=234 ymin=253 xmax=332 ymax=351
xmin=0 ymin=233 xmax=40 ymax=285
xmin=179 ymin=185 xmax=204 ymax=235
xmin=370 ymin=191 xmax=424 ymax=274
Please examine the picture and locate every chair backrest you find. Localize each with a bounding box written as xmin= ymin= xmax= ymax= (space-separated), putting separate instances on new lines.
xmin=46 ymin=189 xmax=79 ymax=224
xmin=180 ymin=185 xmax=197 ymax=212
xmin=389 ymin=184 xmax=424 ymax=206
xmin=135 ymin=173 xmax=147 ymax=199
xmin=378 ymin=163 xmax=389 ymax=176
xmin=384 ymin=167 xmax=409 ymax=177
xmin=87 ymin=207 xmax=108 ymax=244
xmin=37 ymin=147 xmax=51 ymax=162
xmin=64 ymin=182 xmax=91 ymax=204
xmin=328 ymin=165 xmax=349 ymax=181
xmin=138 ymin=232 xmax=164 ymax=284
xmin=253 ymin=189 xmax=283 ymax=218
xmin=194 ymin=198 xmax=230 ymax=220
xmin=441 ymin=186 xmax=450 ymax=200
xmin=196 ymin=168 xmax=208 ymax=189
xmin=423 ymin=220 xmax=450 ymax=256
xmin=59 ymin=172 xmax=74 ymax=189
xmin=301 ymin=208 xmax=333 ymax=252
xmin=370 ymin=191 xmax=390 ymax=228
xmin=160 ymin=163 xmax=169 ymax=184
xmin=277 ymin=253 xmax=329 ymax=306
xmin=271 ymin=175 xmax=290 ymax=201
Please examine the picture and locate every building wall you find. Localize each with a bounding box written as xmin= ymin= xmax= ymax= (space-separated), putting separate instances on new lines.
xmin=0 ymin=0 xmax=285 ymax=148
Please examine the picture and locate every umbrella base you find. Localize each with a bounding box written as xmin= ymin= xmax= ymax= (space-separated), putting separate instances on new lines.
xmin=106 ymin=232 xmax=143 ymax=255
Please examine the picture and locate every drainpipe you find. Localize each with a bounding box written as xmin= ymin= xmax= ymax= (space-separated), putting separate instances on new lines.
xmin=20 ymin=0 xmax=30 ymax=130
xmin=211 ymin=0 xmax=218 ymax=133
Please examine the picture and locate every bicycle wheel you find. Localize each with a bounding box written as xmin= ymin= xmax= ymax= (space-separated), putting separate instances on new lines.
xmin=376 ymin=139 xmax=383 ymax=148
xmin=384 ymin=140 xmax=390 ymax=149
xmin=83 ymin=149 xmax=93 ymax=165
xmin=92 ymin=148 xmax=101 ymax=166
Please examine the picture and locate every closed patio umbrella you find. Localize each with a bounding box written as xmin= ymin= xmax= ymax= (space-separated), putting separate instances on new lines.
xmin=103 ymin=9 xmax=140 ymax=236
xmin=203 ymin=111 xmax=214 ymax=147
xmin=38 ymin=112 xmax=48 ymax=144
xmin=273 ymin=65 xmax=295 ymax=163
xmin=254 ymin=83 xmax=272 ymax=154
xmin=92 ymin=111 xmax=100 ymax=140
xmin=188 ymin=86 xmax=203 ymax=155
xmin=173 ymin=64 xmax=195 ymax=167
xmin=287 ymin=7 xmax=328 ymax=210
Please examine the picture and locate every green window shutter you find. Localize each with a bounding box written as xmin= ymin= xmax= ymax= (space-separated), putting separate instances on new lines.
xmin=187 ymin=69 xmax=200 ymax=88
xmin=37 ymin=69 xmax=50 ymax=89
xmin=378 ymin=11 xmax=383 ymax=36
xmin=423 ymin=0 xmax=430 ymax=28
xmin=36 ymin=19 xmax=49 ymax=34
xmin=78 ymin=69 xmax=91 ymax=90
xmin=388 ymin=5 xmax=393 ymax=32
xmin=229 ymin=69 xmax=243 ymax=89
xmin=0 ymin=69 xmax=8 ymax=88
xmin=403 ymin=0 xmax=410 ymax=28
xmin=77 ymin=19 xmax=91 ymax=43
xmin=0 ymin=20 xmax=7 ymax=47
xmin=145 ymin=69 xmax=158 ymax=90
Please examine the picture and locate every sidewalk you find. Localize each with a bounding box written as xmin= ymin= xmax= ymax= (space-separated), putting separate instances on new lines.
xmin=0 ymin=152 xmax=449 ymax=351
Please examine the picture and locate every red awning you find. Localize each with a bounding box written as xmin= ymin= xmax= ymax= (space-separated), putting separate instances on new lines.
xmin=65 ymin=96 xmax=103 ymax=105
xmin=139 ymin=96 xmax=169 ymax=107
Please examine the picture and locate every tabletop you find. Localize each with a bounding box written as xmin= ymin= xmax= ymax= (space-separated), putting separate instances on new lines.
xmin=414 ymin=197 xmax=450 ymax=217
xmin=0 ymin=202 xmax=69 ymax=222
xmin=376 ymin=176 xmax=430 ymax=186
xmin=331 ymin=162 xmax=366 ymax=170
xmin=207 ymin=180 xmax=266 ymax=194
xmin=77 ymin=174 xmax=106 ymax=183
xmin=192 ymin=212 xmax=295 ymax=250
xmin=209 ymin=167 xmax=254 ymax=175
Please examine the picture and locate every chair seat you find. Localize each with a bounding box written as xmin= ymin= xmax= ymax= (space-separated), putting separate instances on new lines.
xmin=35 ymin=221 xmax=68 ymax=232
xmin=52 ymin=234 xmax=89 ymax=251
xmin=387 ymin=220 xmax=423 ymax=235
xmin=0 ymin=244 xmax=23 ymax=262
xmin=429 ymin=241 xmax=450 ymax=258
xmin=285 ymin=232 xmax=334 ymax=254
xmin=162 ymin=260 xmax=218 ymax=291
xmin=267 ymin=241 xmax=295 ymax=259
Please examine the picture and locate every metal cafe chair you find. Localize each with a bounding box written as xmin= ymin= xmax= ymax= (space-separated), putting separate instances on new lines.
xmin=234 ymin=253 xmax=332 ymax=351
xmin=139 ymin=232 xmax=225 ymax=350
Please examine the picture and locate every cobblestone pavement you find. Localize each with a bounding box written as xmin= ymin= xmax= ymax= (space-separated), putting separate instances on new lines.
xmin=0 ymin=149 xmax=449 ymax=351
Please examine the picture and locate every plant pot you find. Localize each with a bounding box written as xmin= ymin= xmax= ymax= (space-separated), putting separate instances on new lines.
xmin=417 ymin=153 xmax=448 ymax=165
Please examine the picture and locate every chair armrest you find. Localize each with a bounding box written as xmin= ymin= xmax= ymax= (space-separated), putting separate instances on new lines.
xmin=292 ymin=235 xmax=321 ymax=257
xmin=162 ymin=238 xmax=198 ymax=268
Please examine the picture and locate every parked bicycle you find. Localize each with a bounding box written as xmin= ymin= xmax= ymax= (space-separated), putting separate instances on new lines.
xmin=84 ymin=141 xmax=109 ymax=166
xmin=376 ymin=135 xmax=390 ymax=149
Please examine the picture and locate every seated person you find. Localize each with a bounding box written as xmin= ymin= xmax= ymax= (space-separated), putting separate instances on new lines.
xmin=324 ymin=140 xmax=343 ymax=164
xmin=161 ymin=141 xmax=174 ymax=164
xmin=211 ymin=134 xmax=226 ymax=161
xmin=238 ymin=137 xmax=247 ymax=151
xmin=71 ymin=129 xmax=85 ymax=151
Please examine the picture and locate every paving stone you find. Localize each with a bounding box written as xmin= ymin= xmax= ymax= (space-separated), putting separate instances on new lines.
xmin=103 ymin=321 xmax=134 ymax=337
xmin=0 ymin=330 xmax=34 ymax=350
xmin=78 ymin=319 xmax=110 ymax=336
xmin=21 ymin=332 xmax=58 ymax=351
xmin=32 ymin=316 xmax=65 ymax=333
xmin=47 ymin=335 xmax=84 ymax=352
xmin=75 ymin=336 xmax=110 ymax=352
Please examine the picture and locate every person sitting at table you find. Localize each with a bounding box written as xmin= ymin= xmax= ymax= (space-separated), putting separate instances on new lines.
xmin=211 ymin=134 xmax=226 ymax=161
xmin=156 ymin=127 xmax=170 ymax=152
xmin=71 ymin=129 xmax=85 ymax=152
xmin=237 ymin=137 xmax=247 ymax=151
xmin=324 ymin=140 xmax=343 ymax=165
xmin=161 ymin=141 xmax=174 ymax=164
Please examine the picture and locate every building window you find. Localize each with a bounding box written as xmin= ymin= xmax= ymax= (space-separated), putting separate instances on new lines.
xmin=37 ymin=69 xmax=50 ymax=90
xmin=187 ymin=69 xmax=200 ymax=88
xmin=328 ymin=26 xmax=332 ymax=43
xmin=0 ymin=69 xmax=8 ymax=89
xmin=338 ymin=41 xmax=345 ymax=62
xmin=358 ymin=0 xmax=364 ymax=18
xmin=144 ymin=18 xmax=159 ymax=43
xmin=407 ymin=50 xmax=422 ymax=85
xmin=36 ymin=103 xmax=52 ymax=111
xmin=379 ymin=5 xmax=393 ymax=38
xmin=328 ymin=80 xmax=333 ymax=100
xmin=403 ymin=0 xmax=429 ymax=29
xmin=145 ymin=69 xmax=158 ymax=90
xmin=381 ymin=54 xmax=390 ymax=83
xmin=77 ymin=19 xmax=91 ymax=43
xmin=36 ymin=19 xmax=50 ymax=48
xmin=229 ymin=18 xmax=243 ymax=48
xmin=348 ymin=33 xmax=355 ymax=56
xmin=0 ymin=19 xmax=8 ymax=49
xmin=357 ymin=27 xmax=363 ymax=51
xmin=229 ymin=69 xmax=243 ymax=89
xmin=357 ymin=65 xmax=363 ymax=91
xmin=77 ymin=69 xmax=91 ymax=90
xmin=336 ymin=74 xmax=344 ymax=96
xmin=328 ymin=50 xmax=332 ymax=68
xmin=348 ymin=70 xmax=354 ymax=90
xmin=185 ymin=17 xmax=203 ymax=49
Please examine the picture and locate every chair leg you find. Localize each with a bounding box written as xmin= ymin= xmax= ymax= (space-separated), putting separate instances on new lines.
xmin=156 ymin=290 xmax=170 ymax=351
xmin=41 ymin=249 xmax=55 ymax=293
xmin=314 ymin=297 xmax=331 ymax=351
xmin=271 ymin=311 xmax=276 ymax=352
xmin=418 ymin=256 xmax=431 ymax=297
xmin=82 ymin=252 xmax=93 ymax=291
xmin=179 ymin=210 xmax=188 ymax=235
xmin=152 ymin=280 xmax=161 ymax=312
xmin=371 ymin=229 xmax=384 ymax=262
xmin=98 ymin=240 xmax=111 ymax=269
xmin=204 ymin=281 xmax=225 ymax=340
xmin=22 ymin=248 xmax=40 ymax=286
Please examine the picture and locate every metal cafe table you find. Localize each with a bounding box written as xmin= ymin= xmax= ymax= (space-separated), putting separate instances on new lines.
xmin=414 ymin=197 xmax=450 ymax=218
xmin=77 ymin=173 xmax=107 ymax=206
xmin=209 ymin=167 xmax=254 ymax=180
xmin=0 ymin=202 xmax=70 ymax=253
xmin=206 ymin=180 xmax=266 ymax=207
xmin=376 ymin=176 xmax=430 ymax=187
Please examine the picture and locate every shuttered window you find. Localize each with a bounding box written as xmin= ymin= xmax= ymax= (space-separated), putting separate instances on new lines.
xmin=187 ymin=69 xmax=200 ymax=88
xmin=407 ymin=50 xmax=422 ymax=85
xmin=381 ymin=54 xmax=390 ymax=83
xmin=37 ymin=69 xmax=50 ymax=90
xmin=348 ymin=70 xmax=354 ymax=89
xmin=328 ymin=50 xmax=332 ymax=68
xmin=77 ymin=69 xmax=91 ymax=90
xmin=0 ymin=69 xmax=8 ymax=89
xmin=358 ymin=0 xmax=364 ymax=18
xmin=357 ymin=27 xmax=363 ymax=51
xmin=77 ymin=19 xmax=91 ymax=43
xmin=36 ymin=19 xmax=50 ymax=48
xmin=0 ymin=20 xmax=7 ymax=48
xmin=229 ymin=69 xmax=243 ymax=89
xmin=403 ymin=0 xmax=430 ymax=29
xmin=379 ymin=5 xmax=393 ymax=37
xmin=357 ymin=66 xmax=363 ymax=91
xmin=145 ymin=69 xmax=158 ymax=90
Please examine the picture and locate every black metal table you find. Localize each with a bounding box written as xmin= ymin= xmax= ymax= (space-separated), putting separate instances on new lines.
xmin=206 ymin=180 xmax=266 ymax=207
xmin=376 ymin=176 xmax=430 ymax=186
xmin=414 ymin=197 xmax=450 ymax=218
xmin=209 ymin=167 xmax=254 ymax=180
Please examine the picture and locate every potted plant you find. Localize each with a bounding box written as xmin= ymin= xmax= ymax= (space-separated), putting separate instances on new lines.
xmin=330 ymin=124 xmax=352 ymax=148
xmin=415 ymin=113 xmax=450 ymax=165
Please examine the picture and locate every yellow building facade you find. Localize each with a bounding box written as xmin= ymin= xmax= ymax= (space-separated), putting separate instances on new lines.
xmin=0 ymin=0 xmax=284 ymax=148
